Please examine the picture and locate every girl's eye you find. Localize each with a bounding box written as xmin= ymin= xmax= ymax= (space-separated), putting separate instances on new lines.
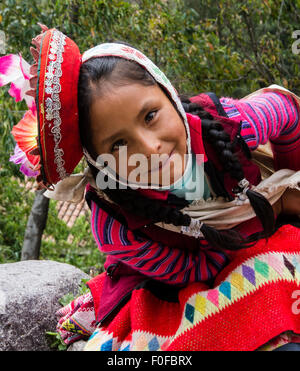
xmin=111 ymin=139 xmax=127 ymax=152
xmin=145 ymin=110 xmax=157 ymax=124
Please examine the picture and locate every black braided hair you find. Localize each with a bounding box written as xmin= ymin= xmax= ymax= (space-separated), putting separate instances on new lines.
xmin=78 ymin=52 xmax=275 ymax=252
xmin=180 ymin=97 xmax=276 ymax=239
xmin=87 ymin=161 xmax=191 ymax=227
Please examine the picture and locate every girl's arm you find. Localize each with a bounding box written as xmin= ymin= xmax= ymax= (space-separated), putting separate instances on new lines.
xmin=221 ymin=91 xmax=300 ymax=216
xmin=220 ymin=91 xmax=300 ymax=171
xmin=90 ymin=200 xmax=228 ymax=285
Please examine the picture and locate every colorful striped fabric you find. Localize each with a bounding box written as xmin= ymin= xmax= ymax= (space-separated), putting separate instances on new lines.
xmin=89 ymin=91 xmax=300 ymax=285
xmin=90 ymin=200 xmax=228 ymax=285
xmin=82 ymin=224 xmax=300 ymax=351
xmin=220 ymin=91 xmax=300 ymax=170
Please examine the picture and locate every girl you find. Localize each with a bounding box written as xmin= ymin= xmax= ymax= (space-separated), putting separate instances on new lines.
xmin=1 ymin=25 xmax=300 ymax=351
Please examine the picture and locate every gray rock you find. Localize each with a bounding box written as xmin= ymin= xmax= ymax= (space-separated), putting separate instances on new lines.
xmin=0 ymin=260 xmax=90 ymax=351
xmin=67 ymin=340 xmax=87 ymax=351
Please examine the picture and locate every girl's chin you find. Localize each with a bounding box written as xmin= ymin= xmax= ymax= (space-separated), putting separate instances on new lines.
xmin=136 ymin=171 xmax=184 ymax=188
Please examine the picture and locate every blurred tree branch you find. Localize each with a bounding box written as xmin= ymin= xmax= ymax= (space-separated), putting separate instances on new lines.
xmin=21 ymin=190 xmax=49 ymax=261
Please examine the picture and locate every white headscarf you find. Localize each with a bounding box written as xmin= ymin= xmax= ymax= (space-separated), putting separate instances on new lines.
xmin=81 ymin=42 xmax=192 ymax=189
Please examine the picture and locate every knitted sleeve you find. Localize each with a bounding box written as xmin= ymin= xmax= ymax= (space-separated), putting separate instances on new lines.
xmin=220 ymin=91 xmax=300 ymax=171
xmin=90 ymin=199 xmax=228 ymax=285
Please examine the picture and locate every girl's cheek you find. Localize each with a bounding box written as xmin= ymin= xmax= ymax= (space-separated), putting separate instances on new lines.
xmin=161 ymin=115 xmax=183 ymax=140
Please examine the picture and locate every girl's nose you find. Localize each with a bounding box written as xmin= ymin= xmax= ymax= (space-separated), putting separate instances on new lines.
xmin=136 ymin=132 xmax=162 ymax=157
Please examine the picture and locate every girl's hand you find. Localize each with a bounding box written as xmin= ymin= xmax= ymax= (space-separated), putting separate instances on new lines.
xmin=273 ymin=188 xmax=300 ymax=216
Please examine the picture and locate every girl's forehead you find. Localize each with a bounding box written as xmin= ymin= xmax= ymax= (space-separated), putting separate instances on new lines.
xmin=91 ymin=83 xmax=165 ymax=119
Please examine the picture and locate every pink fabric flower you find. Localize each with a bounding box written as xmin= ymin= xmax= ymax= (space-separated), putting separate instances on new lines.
xmin=9 ymin=144 xmax=39 ymax=177
xmin=0 ymin=53 xmax=36 ymax=114
xmin=2 ymin=24 xmax=48 ymax=181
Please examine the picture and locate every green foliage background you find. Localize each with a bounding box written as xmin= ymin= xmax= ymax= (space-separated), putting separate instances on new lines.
xmin=0 ymin=0 xmax=299 ymax=272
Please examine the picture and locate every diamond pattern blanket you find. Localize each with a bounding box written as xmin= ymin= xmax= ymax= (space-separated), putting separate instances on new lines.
xmin=57 ymin=224 xmax=300 ymax=351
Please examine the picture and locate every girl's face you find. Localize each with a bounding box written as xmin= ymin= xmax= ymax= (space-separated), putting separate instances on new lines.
xmin=89 ymin=83 xmax=187 ymax=187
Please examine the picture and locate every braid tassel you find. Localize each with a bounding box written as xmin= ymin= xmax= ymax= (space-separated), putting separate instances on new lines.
xmin=233 ymin=178 xmax=276 ymax=237
xmin=182 ymin=217 xmax=256 ymax=251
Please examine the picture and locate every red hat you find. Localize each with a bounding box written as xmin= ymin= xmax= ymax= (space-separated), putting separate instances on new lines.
xmin=35 ymin=28 xmax=83 ymax=186
xmin=0 ymin=25 xmax=83 ymax=188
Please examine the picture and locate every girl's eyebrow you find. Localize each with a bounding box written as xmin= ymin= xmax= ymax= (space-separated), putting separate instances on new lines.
xmin=136 ymin=100 xmax=154 ymax=121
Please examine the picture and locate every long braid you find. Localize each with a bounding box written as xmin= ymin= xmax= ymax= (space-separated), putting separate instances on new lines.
xmin=96 ymin=165 xmax=260 ymax=251
xmin=181 ymin=97 xmax=276 ymax=240
xmin=181 ymin=99 xmax=245 ymax=183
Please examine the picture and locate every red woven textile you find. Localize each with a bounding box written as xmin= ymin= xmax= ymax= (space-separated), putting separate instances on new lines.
xmin=83 ymin=224 xmax=300 ymax=351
